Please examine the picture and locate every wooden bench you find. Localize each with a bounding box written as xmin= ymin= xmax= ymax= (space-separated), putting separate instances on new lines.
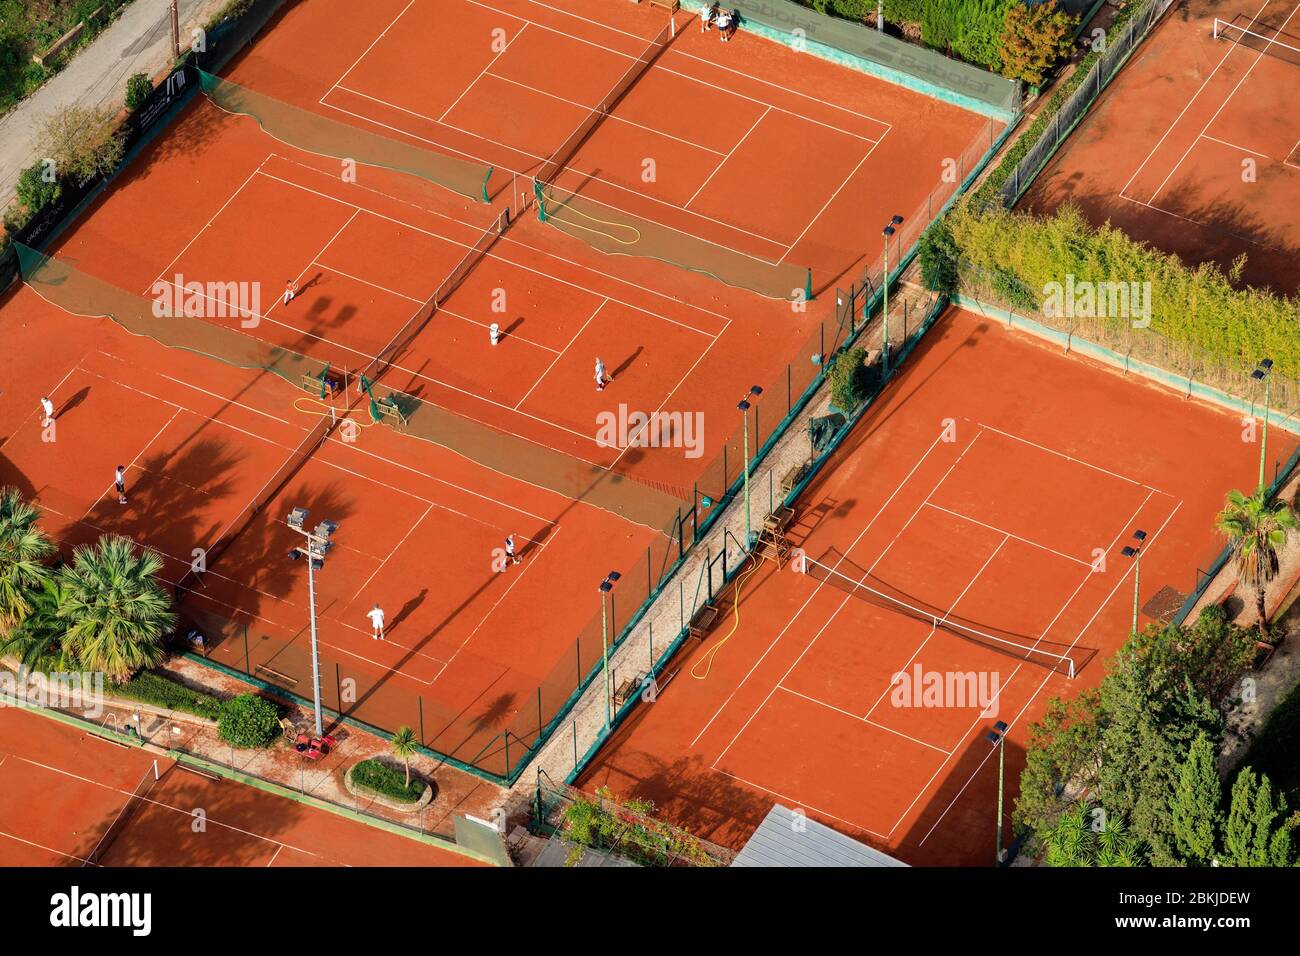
xmin=687 ymin=603 xmax=719 ymax=640
xmin=779 ymin=460 xmax=812 ymax=495
xmin=613 ymin=672 xmax=646 ymax=708
xmin=763 ymin=504 xmax=795 ymax=534
xmin=648 ymin=0 xmax=680 ymax=11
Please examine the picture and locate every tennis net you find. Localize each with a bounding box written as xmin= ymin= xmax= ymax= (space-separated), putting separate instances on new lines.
xmin=797 ymin=553 xmax=1077 ymax=677
xmin=84 ymin=760 xmax=159 ymax=866
xmin=1213 ymin=19 xmax=1300 ymax=66
xmin=535 ymin=17 xmax=676 ymax=185
xmin=363 ymin=208 xmax=509 ymax=384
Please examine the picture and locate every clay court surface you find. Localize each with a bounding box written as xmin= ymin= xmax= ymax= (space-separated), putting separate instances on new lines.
xmin=1021 ymin=0 xmax=1300 ymax=295
xmin=578 ymin=305 xmax=1298 ymax=866
xmin=0 ymin=0 xmax=997 ymax=779
xmin=0 ymin=707 xmax=477 ymax=866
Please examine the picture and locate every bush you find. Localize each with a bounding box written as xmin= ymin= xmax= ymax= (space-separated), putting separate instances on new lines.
xmin=1000 ymin=1 xmax=1078 ymax=85
xmin=918 ymin=218 xmax=958 ymax=296
xmin=827 ymin=346 xmax=869 ymax=411
xmin=15 ymin=161 xmax=60 ymax=215
xmin=217 ymin=693 xmax=279 ymax=748
xmin=350 ymin=758 xmax=426 ymax=802
xmin=125 ymin=72 xmax=152 ymax=111
xmin=36 ymin=105 xmax=125 ymax=184
xmin=114 ymin=670 xmax=223 ymax=720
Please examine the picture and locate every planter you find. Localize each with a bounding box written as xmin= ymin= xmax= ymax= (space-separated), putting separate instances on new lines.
xmin=343 ymin=761 xmax=434 ymax=813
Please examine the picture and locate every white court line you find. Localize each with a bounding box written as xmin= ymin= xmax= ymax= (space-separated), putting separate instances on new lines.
xmin=350 ymin=501 xmax=436 ymax=605
xmin=430 ymin=527 xmax=561 ymax=685
xmin=686 ymin=106 xmax=769 ymax=208
xmin=777 ymin=685 xmax=952 ymax=755
xmin=1115 ymin=192 xmax=1279 ymax=250
xmin=1200 ymin=132 xmax=1273 ymax=160
xmin=441 ymin=23 xmax=527 ymax=123
xmin=923 ymin=501 xmax=1093 ymax=567
xmin=515 ymin=298 xmax=608 ymax=409
xmin=711 ymin=765 xmax=891 ymax=841
xmin=779 ymin=133 xmax=884 ymax=264
xmin=973 ymin=419 xmax=1170 ymax=496
xmin=325 ymin=0 xmax=417 ymax=99
xmin=706 ymin=429 xmax=981 ymax=760
xmin=912 ymin=497 xmax=1183 ymax=848
xmin=264 ymin=207 xmax=361 ymax=326
xmin=312 ymin=259 xmax=423 ymax=303
xmin=80 ymin=407 xmax=181 ymax=522
xmin=688 ymin=422 xmax=954 ymax=749
xmin=1118 ymin=0 xmax=1274 ymax=197
xmin=145 ymin=156 xmax=272 ymax=295
xmin=1146 ymin=4 xmax=1300 ymax=204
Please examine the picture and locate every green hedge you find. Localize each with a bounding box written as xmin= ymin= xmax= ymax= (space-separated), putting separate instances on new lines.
xmin=350 ymin=759 xmax=426 ymax=803
xmin=217 ymin=693 xmax=280 ymax=748
xmin=946 ymin=200 xmax=1300 ymax=381
xmin=114 ymin=670 xmax=224 ymax=720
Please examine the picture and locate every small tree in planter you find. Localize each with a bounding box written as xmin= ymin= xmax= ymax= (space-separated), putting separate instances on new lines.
xmin=217 ymin=694 xmax=279 ymax=748
xmin=827 ymin=347 xmax=869 ymax=413
xmin=125 ymin=73 xmax=153 ymax=111
xmin=390 ymin=725 xmax=419 ymax=787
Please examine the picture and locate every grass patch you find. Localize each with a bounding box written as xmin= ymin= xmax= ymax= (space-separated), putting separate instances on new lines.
xmin=350 ymin=759 xmax=426 ymax=803
xmin=113 ymin=670 xmax=224 ymax=720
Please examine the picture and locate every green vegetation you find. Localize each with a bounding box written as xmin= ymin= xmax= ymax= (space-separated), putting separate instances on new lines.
xmin=0 ymin=0 xmax=129 ymax=116
xmin=203 ymin=0 xmax=257 ymax=33
xmin=560 ymin=786 xmax=718 ymax=866
xmin=918 ymin=218 xmax=958 ymax=296
xmin=827 ymin=346 xmax=869 ymax=411
xmin=113 ymin=670 xmax=224 ymax=720
xmin=125 ymin=71 xmax=152 ymax=110
xmin=1216 ymin=489 xmax=1299 ymax=637
xmin=999 ymin=0 xmax=1077 ymax=85
xmin=350 ymin=758 xmax=427 ymax=803
xmin=389 ymin=725 xmax=419 ymax=788
xmin=216 ymin=693 xmax=279 ymax=748
xmin=944 ymin=201 xmax=1300 ymax=382
xmin=0 ymin=487 xmax=55 ymax=636
xmin=1240 ymin=677 xmax=1300 ymax=810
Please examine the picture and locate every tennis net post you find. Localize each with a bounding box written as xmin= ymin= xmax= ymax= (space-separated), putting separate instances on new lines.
xmin=83 ymin=760 xmax=159 ymax=866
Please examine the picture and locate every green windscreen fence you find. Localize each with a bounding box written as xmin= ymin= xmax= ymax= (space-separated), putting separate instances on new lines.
xmin=197 ymin=70 xmax=494 ymax=202
xmin=534 ymin=180 xmax=812 ymax=302
xmin=716 ymin=0 xmax=1020 ymax=119
xmin=15 ymin=243 xmax=684 ymax=533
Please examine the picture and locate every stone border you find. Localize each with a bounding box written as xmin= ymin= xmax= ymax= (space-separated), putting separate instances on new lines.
xmin=344 ymin=761 xmax=434 ymax=814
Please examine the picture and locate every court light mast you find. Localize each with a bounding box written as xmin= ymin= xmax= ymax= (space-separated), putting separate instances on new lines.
xmin=1252 ymin=358 xmax=1273 ymax=491
xmin=738 ymin=386 xmax=763 ymax=549
xmin=599 ymin=571 xmax=621 ymax=730
xmin=880 ymin=215 xmax=903 ymax=377
xmin=287 ymin=508 xmax=338 ymax=737
xmin=1120 ymin=529 xmax=1148 ymax=636
xmin=986 ymin=720 xmax=1009 ymax=865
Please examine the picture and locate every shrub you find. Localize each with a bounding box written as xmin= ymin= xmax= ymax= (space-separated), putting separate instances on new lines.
xmin=217 ymin=693 xmax=279 ymax=748
xmin=16 ymin=160 xmax=59 ymax=214
xmin=350 ymin=758 xmax=426 ymax=802
xmin=827 ymin=346 xmax=869 ymax=411
xmin=125 ymin=72 xmax=152 ymax=111
xmin=918 ymin=217 xmax=958 ymax=296
xmin=114 ymin=670 xmax=223 ymax=720
xmin=36 ymin=105 xmax=125 ymax=184
xmin=1000 ymin=1 xmax=1079 ymax=85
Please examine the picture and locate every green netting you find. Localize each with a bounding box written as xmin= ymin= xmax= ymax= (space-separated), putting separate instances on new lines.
xmin=16 ymin=242 xmax=322 ymax=384
xmin=534 ymin=180 xmax=812 ymax=302
xmin=197 ymin=69 xmax=493 ymax=203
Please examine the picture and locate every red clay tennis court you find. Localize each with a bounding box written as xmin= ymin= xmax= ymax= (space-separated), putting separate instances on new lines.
xmin=578 ymin=305 xmax=1298 ymax=865
xmin=3 ymin=0 xmax=1006 ymax=785
xmin=0 ymin=706 xmax=477 ymax=866
xmin=1022 ymin=0 xmax=1300 ymax=295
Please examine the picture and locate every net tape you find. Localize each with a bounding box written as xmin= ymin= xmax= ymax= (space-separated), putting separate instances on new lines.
xmin=799 ymin=552 xmax=1077 ymax=677
xmin=1213 ymin=19 xmax=1300 ymax=66
xmin=84 ymin=761 xmax=158 ymax=865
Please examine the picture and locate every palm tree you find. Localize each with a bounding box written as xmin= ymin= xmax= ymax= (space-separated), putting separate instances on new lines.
xmin=57 ymin=536 xmax=175 ymax=683
xmin=390 ymin=725 xmax=419 ymax=788
xmin=0 ymin=575 xmax=75 ymax=675
xmin=1215 ymin=488 xmax=1298 ymax=638
xmin=0 ymin=487 xmax=54 ymax=636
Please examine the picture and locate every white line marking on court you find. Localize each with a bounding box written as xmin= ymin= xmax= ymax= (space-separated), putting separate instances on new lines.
xmin=325 ymin=0 xmax=417 ymax=99
xmin=710 ymin=765 xmax=891 ymax=841
xmin=923 ymin=501 xmax=1092 ymax=566
xmin=80 ymin=407 xmax=181 ymax=522
xmin=686 ymin=107 xmax=769 ymax=208
xmin=909 ymin=496 xmax=1182 ymax=848
xmin=779 ymin=131 xmax=884 ymax=264
xmin=1118 ymin=0 xmax=1273 ymax=197
xmin=441 ymin=23 xmax=527 ymax=123
xmin=350 ymin=502 xmax=435 ymax=605
xmin=312 ymin=259 xmax=423 ymax=303
xmin=777 ymin=685 xmax=951 ymax=755
xmin=515 ymin=298 xmax=608 ymax=409
xmin=1200 ymin=133 xmax=1273 ymax=160
xmin=972 ymin=419 xmax=1170 ymax=496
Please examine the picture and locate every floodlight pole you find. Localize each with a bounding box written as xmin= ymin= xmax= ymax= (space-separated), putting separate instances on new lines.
xmin=880 ymin=216 xmax=903 ymax=377
xmin=1121 ymin=530 xmax=1147 ymax=637
xmin=738 ymin=386 xmax=762 ymax=549
xmin=599 ymin=572 xmax=621 ymax=730
xmin=288 ymin=509 xmax=337 ymax=737
xmin=1255 ymin=360 xmax=1273 ymax=491
xmin=305 ymin=554 xmax=323 ymax=735
xmin=987 ymin=721 xmax=1008 ymax=866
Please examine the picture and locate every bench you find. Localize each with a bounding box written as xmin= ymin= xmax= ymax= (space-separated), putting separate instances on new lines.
xmin=648 ymin=0 xmax=680 ymax=10
xmin=779 ymin=460 xmax=812 ymax=495
xmin=613 ymin=672 xmax=646 ymax=707
xmin=688 ymin=603 xmax=719 ymax=640
xmin=763 ymin=504 xmax=795 ymax=534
